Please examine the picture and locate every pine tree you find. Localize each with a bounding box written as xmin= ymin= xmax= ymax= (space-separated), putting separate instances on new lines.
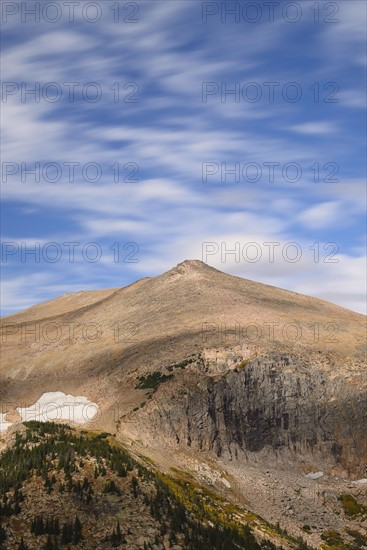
xmin=61 ymin=522 xmax=73 ymax=545
xmin=131 ymin=476 xmax=139 ymax=498
xmin=117 ymin=465 xmax=127 ymax=477
xmin=31 ymin=515 xmax=45 ymax=535
xmin=111 ymin=527 xmax=117 ymax=546
xmin=116 ymin=520 xmax=125 ymax=542
xmin=44 ymin=534 xmax=53 ymax=550
xmin=86 ymin=485 xmax=93 ymax=504
xmin=0 ymin=525 xmax=6 ymax=544
xmin=73 ymin=515 xmax=82 ymax=544
xmin=169 ymin=531 xmax=177 ymax=546
xmin=17 ymin=537 xmax=27 ymax=550
xmin=110 ymin=520 xmax=124 ymax=547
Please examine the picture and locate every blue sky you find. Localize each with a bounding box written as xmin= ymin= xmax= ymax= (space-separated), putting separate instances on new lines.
xmin=1 ymin=0 xmax=366 ymax=315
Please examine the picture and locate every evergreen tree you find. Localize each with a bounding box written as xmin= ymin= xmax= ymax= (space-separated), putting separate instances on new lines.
xmin=17 ymin=537 xmax=27 ymax=550
xmin=73 ymin=515 xmax=82 ymax=544
xmin=61 ymin=522 xmax=73 ymax=545
xmin=44 ymin=534 xmax=53 ymax=550
xmin=86 ymin=486 xmax=93 ymax=504
xmin=116 ymin=520 xmax=126 ymax=543
xmin=110 ymin=520 xmax=124 ymax=546
xmin=131 ymin=476 xmax=139 ymax=498
xmin=0 ymin=525 xmax=6 ymax=544
xmin=31 ymin=515 xmax=45 ymax=535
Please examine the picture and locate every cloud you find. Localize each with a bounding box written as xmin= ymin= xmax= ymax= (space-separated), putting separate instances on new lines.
xmin=320 ymin=0 xmax=367 ymax=67
xmin=0 ymin=273 xmax=87 ymax=315
xmin=340 ymin=89 xmax=367 ymax=109
xmin=288 ymin=122 xmax=337 ymax=136
xmin=1 ymin=1 xmax=365 ymax=318
xmin=297 ymin=201 xmax=342 ymax=229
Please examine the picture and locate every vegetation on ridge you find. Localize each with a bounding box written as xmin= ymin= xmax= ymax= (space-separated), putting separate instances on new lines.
xmin=0 ymin=420 xmax=310 ymax=549
xmin=136 ymin=371 xmax=174 ymax=392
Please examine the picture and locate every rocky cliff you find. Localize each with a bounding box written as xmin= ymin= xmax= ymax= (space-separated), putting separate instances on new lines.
xmin=146 ymin=352 xmax=366 ymax=478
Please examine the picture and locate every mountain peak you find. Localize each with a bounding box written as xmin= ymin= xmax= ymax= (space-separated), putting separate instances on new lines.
xmin=166 ymin=259 xmax=218 ymax=278
xmin=176 ymin=259 xmax=210 ymax=270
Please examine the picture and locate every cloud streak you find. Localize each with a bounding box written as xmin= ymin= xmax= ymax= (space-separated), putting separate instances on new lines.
xmin=1 ymin=0 xmax=365 ymax=316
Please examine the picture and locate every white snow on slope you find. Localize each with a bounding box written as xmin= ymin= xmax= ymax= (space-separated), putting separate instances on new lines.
xmin=16 ymin=392 xmax=98 ymax=424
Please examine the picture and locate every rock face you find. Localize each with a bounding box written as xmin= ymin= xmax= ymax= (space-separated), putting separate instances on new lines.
xmin=148 ymin=352 xmax=366 ymax=478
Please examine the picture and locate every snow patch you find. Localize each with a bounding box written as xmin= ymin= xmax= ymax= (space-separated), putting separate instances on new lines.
xmin=16 ymin=392 xmax=99 ymax=424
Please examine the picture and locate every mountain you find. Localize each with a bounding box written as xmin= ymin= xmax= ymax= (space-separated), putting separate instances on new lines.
xmin=1 ymin=260 xmax=366 ymax=549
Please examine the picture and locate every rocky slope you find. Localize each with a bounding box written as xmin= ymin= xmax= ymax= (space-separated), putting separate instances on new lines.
xmin=0 ymin=260 xmax=366 ymax=548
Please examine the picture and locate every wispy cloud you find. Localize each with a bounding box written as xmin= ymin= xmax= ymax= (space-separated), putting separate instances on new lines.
xmin=1 ymin=1 xmax=365 ymax=316
xmin=288 ymin=122 xmax=338 ymax=136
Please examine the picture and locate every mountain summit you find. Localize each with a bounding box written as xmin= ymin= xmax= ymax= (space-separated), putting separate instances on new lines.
xmin=166 ymin=259 xmax=219 ymax=275
xmin=170 ymin=258 xmax=213 ymax=270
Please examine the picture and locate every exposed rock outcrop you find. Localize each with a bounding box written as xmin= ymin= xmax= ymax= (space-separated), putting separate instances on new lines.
xmin=148 ymin=353 xmax=366 ymax=478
